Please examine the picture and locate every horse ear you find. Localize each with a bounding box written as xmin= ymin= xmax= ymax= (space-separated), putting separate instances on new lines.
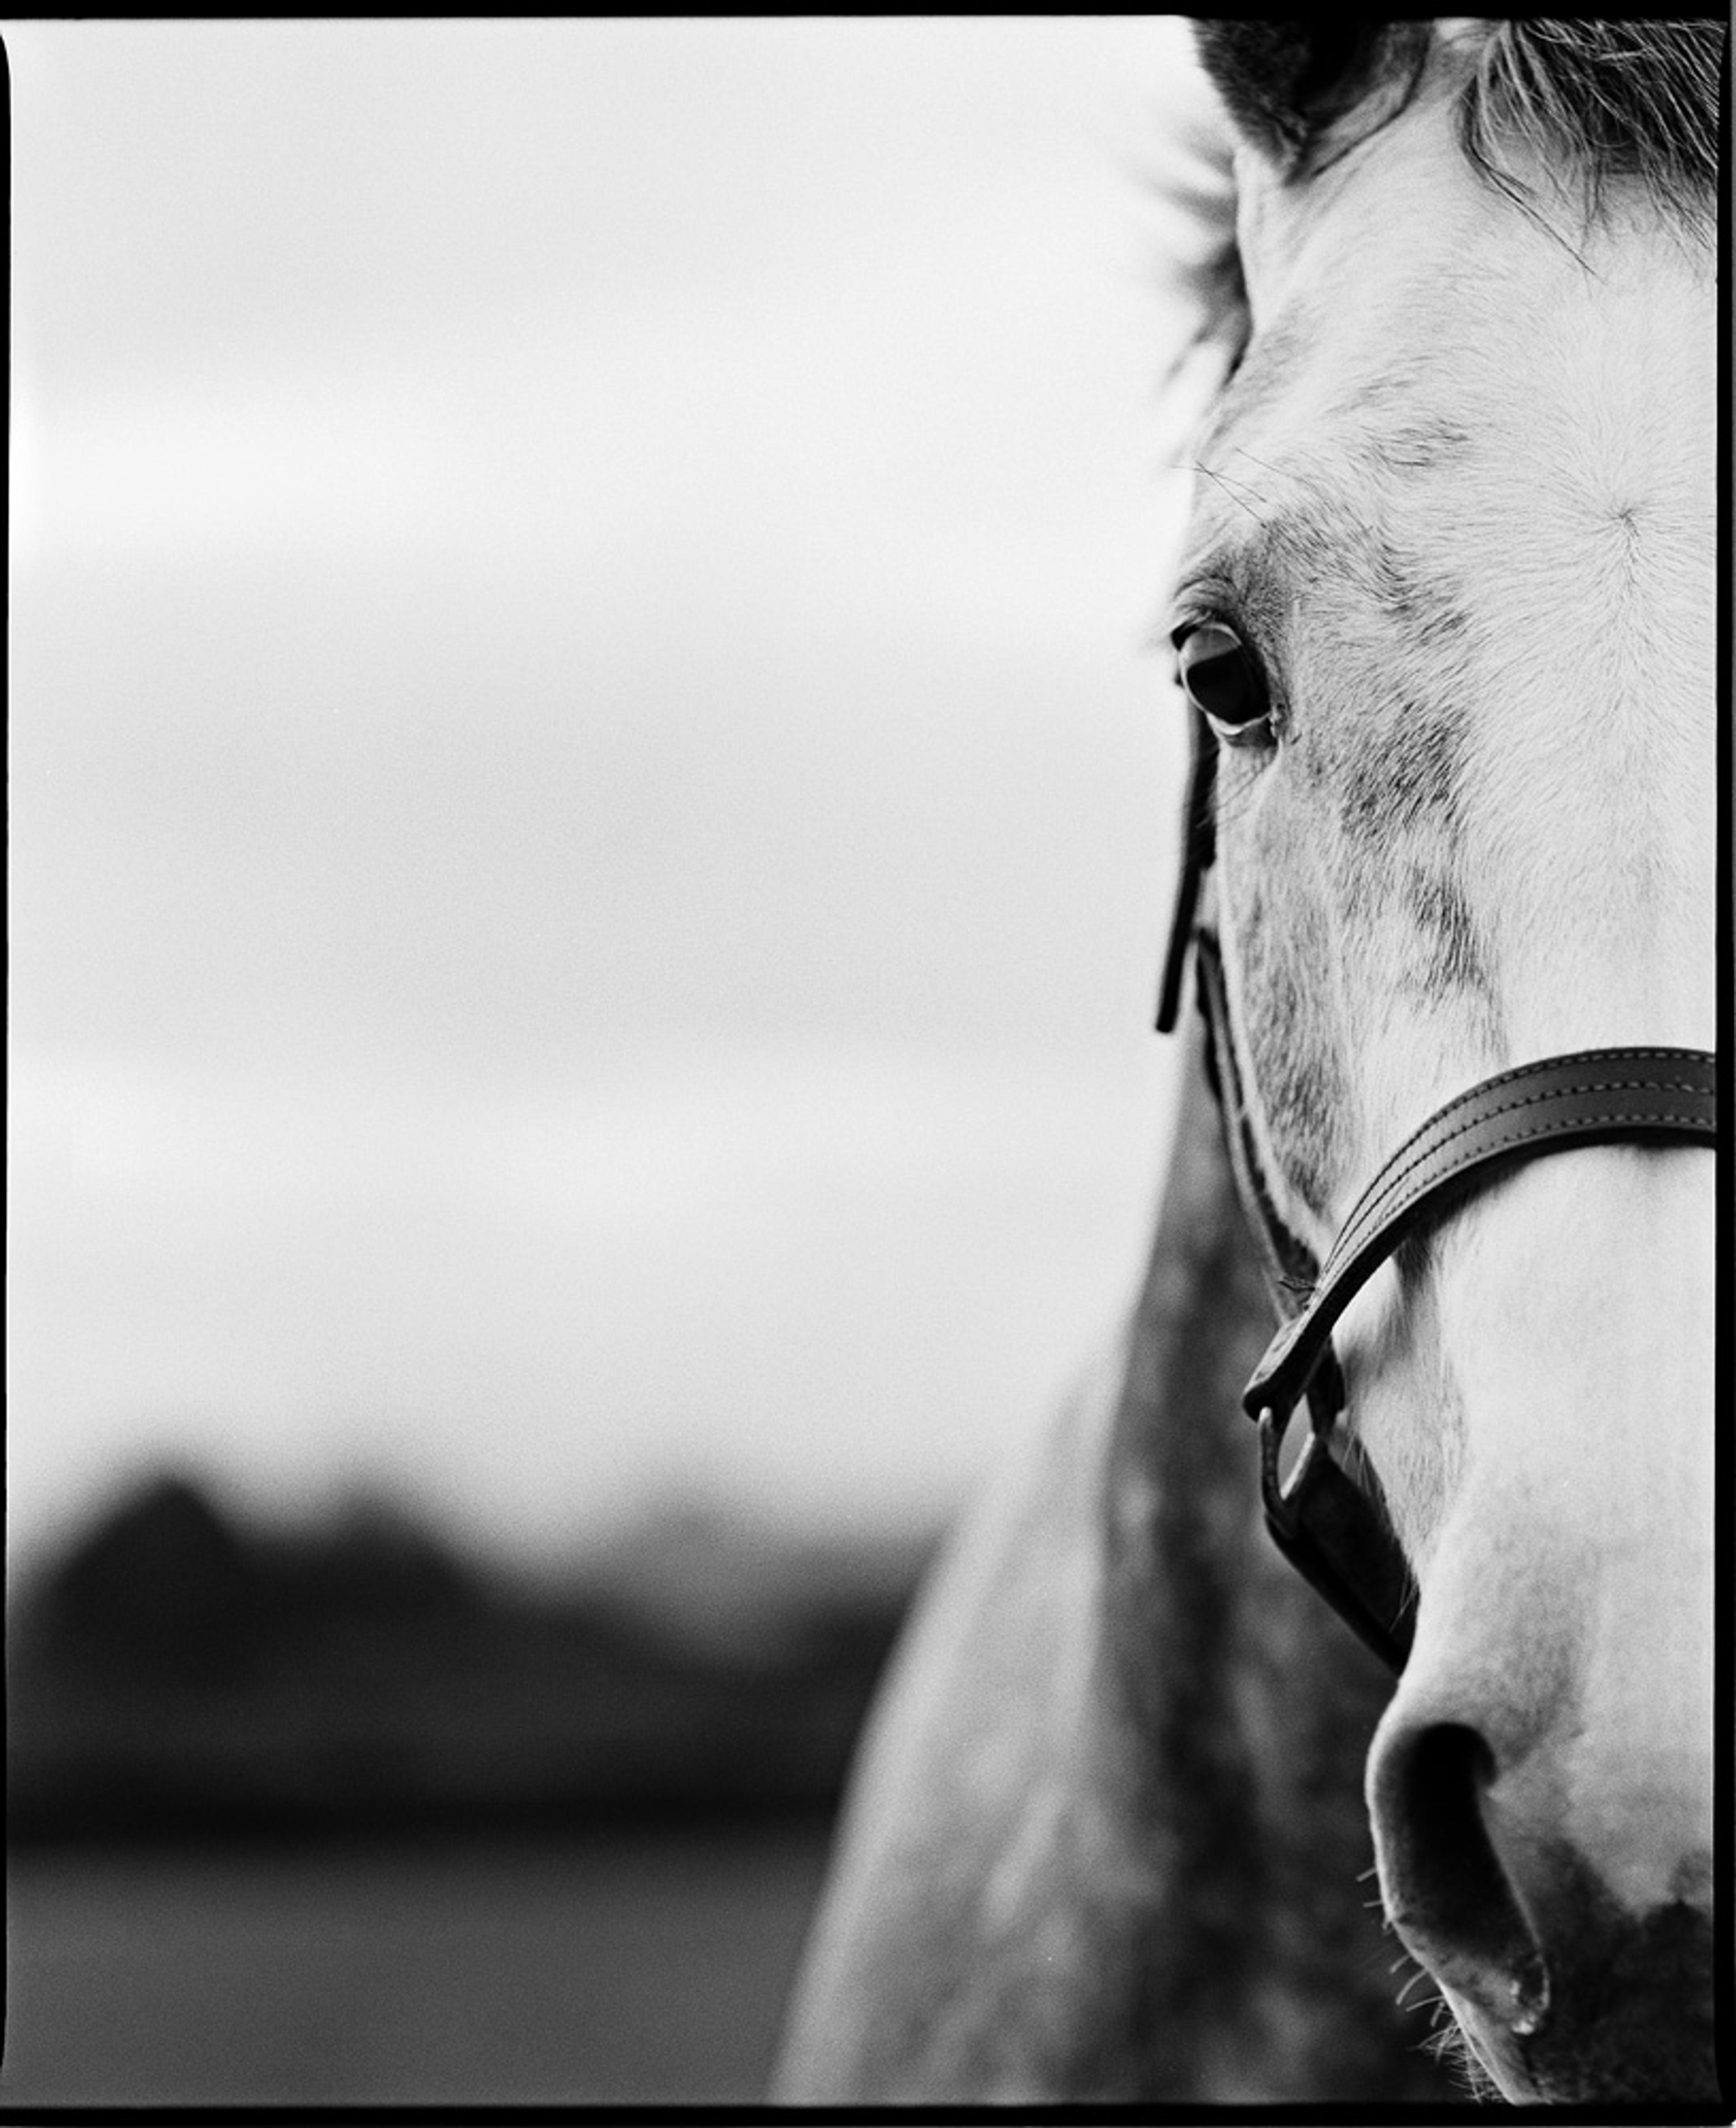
xmin=1192 ymin=21 xmax=1430 ymax=174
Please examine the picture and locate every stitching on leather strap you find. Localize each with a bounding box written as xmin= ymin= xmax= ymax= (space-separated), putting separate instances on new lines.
xmin=1322 ymin=1073 xmax=1713 ymax=1287
xmin=1245 ymin=1060 xmax=1716 ymax=1412
xmin=1324 ymin=1104 xmax=1711 ymax=1298
xmin=1326 ymin=1052 xmax=1711 ymax=1219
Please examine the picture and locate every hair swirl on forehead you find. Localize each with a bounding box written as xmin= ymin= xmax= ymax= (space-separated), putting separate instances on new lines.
xmin=1460 ymin=18 xmax=1722 ymax=241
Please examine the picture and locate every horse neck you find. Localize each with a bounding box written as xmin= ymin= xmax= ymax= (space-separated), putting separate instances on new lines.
xmin=1095 ymin=1010 xmax=1451 ymax=2100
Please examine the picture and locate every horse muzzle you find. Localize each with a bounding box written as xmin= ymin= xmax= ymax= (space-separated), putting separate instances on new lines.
xmin=1362 ymin=1128 xmax=1717 ymax=2102
xmin=1368 ymin=1692 xmax=1717 ymax=2102
xmin=1363 ymin=1199 xmax=1717 ymax=2112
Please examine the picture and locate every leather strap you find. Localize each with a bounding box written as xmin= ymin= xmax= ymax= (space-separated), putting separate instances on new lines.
xmin=1243 ymin=1047 xmax=1718 ymax=1425
xmin=1193 ymin=926 xmax=1321 ymax=1299
xmin=1155 ymin=710 xmax=1218 ymax=1036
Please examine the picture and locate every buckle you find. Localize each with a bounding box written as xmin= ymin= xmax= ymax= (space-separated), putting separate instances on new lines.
xmin=1259 ymin=1391 xmax=1415 ymax=1673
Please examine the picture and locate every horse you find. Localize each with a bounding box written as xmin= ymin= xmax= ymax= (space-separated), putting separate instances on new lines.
xmin=774 ymin=19 xmax=1721 ymax=2106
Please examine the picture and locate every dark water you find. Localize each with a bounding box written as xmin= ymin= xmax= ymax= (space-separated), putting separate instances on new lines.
xmin=3 ymin=1822 xmax=834 ymax=2104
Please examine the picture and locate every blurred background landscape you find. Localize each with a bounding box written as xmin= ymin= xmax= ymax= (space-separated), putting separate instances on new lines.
xmin=8 ymin=17 xmax=1217 ymax=2103
xmin=7 ymin=1470 xmax=932 ymax=2100
xmin=12 ymin=1469 xmax=934 ymax=1844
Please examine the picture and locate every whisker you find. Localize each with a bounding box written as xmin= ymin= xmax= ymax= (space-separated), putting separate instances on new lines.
xmin=1394 ymin=1969 xmax=1438 ymax=2012
xmin=1179 ymin=459 xmax=1269 ymax=524
xmin=1225 ymin=445 xmax=1300 ymax=488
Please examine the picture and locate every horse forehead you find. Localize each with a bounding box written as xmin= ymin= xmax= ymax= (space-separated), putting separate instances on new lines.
xmin=1206 ymin=148 xmax=1710 ymax=608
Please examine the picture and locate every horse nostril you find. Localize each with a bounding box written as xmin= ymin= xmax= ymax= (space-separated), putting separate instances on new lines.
xmin=1377 ymin=1721 xmax=1549 ymax=2036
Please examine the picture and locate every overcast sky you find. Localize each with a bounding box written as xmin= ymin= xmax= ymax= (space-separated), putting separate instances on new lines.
xmin=9 ymin=19 xmax=1221 ymax=1574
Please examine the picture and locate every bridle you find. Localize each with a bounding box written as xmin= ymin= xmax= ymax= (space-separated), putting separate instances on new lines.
xmin=1156 ymin=708 xmax=1720 ymax=1672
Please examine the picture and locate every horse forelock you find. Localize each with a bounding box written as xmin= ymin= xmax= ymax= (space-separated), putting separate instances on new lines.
xmin=1457 ymin=19 xmax=1722 ymax=245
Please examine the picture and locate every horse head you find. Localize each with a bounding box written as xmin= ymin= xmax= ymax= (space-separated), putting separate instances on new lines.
xmin=1170 ymin=19 xmax=1718 ymax=2103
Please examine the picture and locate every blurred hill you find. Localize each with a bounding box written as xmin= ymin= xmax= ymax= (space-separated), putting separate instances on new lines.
xmin=9 ymin=1470 xmax=940 ymax=1844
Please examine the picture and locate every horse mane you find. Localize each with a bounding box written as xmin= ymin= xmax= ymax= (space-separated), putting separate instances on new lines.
xmin=1159 ymin=19 xmax=1722 ymax=390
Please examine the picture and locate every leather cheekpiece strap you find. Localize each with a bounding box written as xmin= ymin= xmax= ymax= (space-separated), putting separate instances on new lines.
xmin=1155 ymin=711 xmax=1218 ymax=1036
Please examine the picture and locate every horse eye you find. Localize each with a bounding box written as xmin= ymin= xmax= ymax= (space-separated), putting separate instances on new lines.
xmin=1175 ymin=622 xmax=1273 ymax=743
